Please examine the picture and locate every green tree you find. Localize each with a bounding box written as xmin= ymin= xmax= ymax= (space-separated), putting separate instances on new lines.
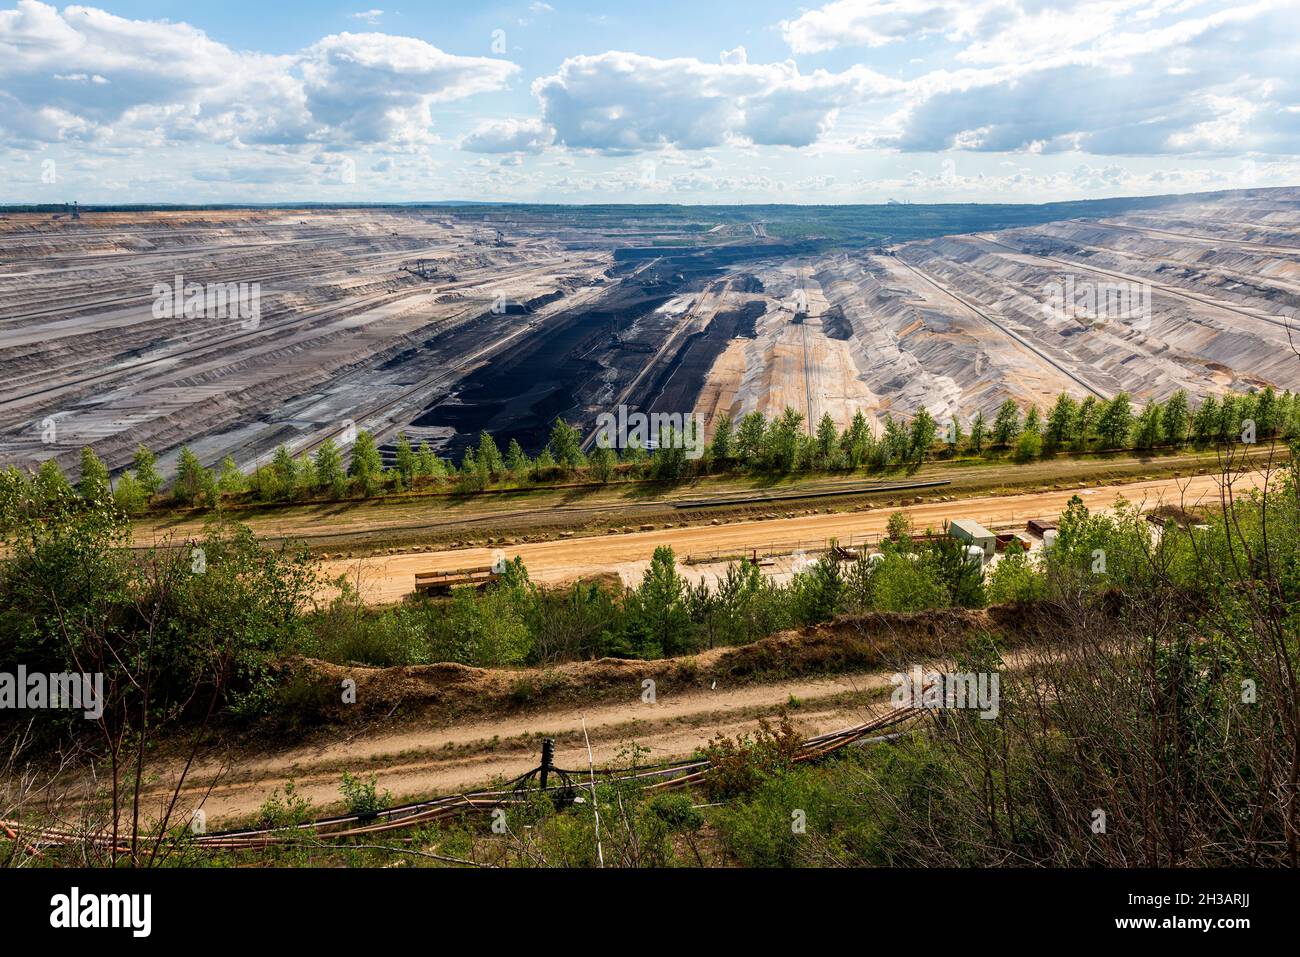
xmin=985 ymin=539 xmax=1045 ymax=603
xmin=457 ymin=446 xmax=486 ymax=492
xmin=504 ymin=439 xmax=530 ymax=477
xmin=200 ymin=466 xmax=220 ymax=507
xmin=478 ymin=431 xmax=503 ymax=475
xmin=909 ymin=409 xmax=938 ymax=466
xmin=709 ymin=413 xmax=734 ymax=464
xmin=1162 ymin=389 xmax=1189 ymax=446
xmin=419 ymin=443 xmax=449 ymax=480
xmin=1192 ymin=395 xmax=1218 ymax=445
xmin=1073 ymin=395 xmax=1098 ymax=450
xmin=992 ymin=400 xmax=1021 ymax=448
xmin=766 ymin=407 xmax=805 ymax=472
xmin=217 ymin=456 xmax=247 ymax=497
xmin=1216 ymin=394 xmax=1238 ymax=443
xmin=651 ymin=425 xmax=689 ymax=481
xmin=548 ymin=418 xmax=584 ymax=469
xmin=1134 ymin=401 xmax=1163 ymax=449
xmin=590 ymin=444 xmax=617 ymax=483
xmin=1096 ymin=393 xmax=1133 ymax=449
xmin=736 ymin=411 xmax=767 ymax=467
xmin=174 ymin=446 xmax=207 ymax=504
xmin=795 ymin=550 xmax=844 ymax=624
xmin=1255 ymin=385 xmax=1277 ymax=438
xmin=393 ymin=433 xmax=416 ymax=484
xmin=1022 ymin=406 xmax=1042 ymax=438
xmin=77 ymin=447 xmax=111 ymax=502
xmin=313 ymin=439 xmax=346 ymax=497
xmin=131 ymin=444 xmax=163 ymax=498
xmin=1044 ymin=393 xmax=1077 ymax=451
xmin=843 ymin=410 xmax=873 ymax=468
xmin=967 ymin=411 xmax=985 ymax=455
xmin=270 ymin=445 xmax=298 ymax=501
xmin=348 ymin=430 xmax=383 ymax=495
xmin=33 ymin=459 xmax=73 ymax=509
xmin=1015 ymin=428 xmax=1042 ymax=462
xmin=112 ymin=471 xmax=146 ymax=516
xmin=627 ymin=546 xmax=692 ymax=658
xmin=814 ymin=413 xmax=840 ymax=469
xmin=924 ymin=534 xmax=985 ymax=608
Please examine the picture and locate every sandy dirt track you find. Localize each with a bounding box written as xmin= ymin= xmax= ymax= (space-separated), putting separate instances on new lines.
xmin=321 ymin=470 xmax=1262 ymax=604
xmin=151 ymin=669 xmax=899 ymax=824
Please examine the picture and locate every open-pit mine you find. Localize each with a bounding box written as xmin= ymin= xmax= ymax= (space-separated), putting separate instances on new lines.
xmin=2 ymin=188 xmax=1299 ymax=477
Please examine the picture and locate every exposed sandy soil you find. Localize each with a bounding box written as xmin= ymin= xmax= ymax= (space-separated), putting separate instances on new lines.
xmin=157 ymin=670 xmax=897 ymax=823
xmin=695 ymin=265 xmax=878 ymax=434
xmin=126 ymin=448 xmax=1279 ymax=561
xmin=116 ymin=605 xmax=1060 ymax=824
xmin=317 ymin=469 xmax=1263 ymax=603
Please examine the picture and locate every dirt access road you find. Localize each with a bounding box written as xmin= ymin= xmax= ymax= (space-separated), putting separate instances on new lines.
xmin=153 ymin=668 xmax=901 ymax=824
xmin=321 ymin=469 xmax=1263 ymax=604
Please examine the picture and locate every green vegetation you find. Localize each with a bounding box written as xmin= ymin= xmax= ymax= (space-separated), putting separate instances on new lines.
xmin=6 ymin=436 xmax=1300 ymax=868
xmin=9 ymin=389 xmax=1293 ymax=520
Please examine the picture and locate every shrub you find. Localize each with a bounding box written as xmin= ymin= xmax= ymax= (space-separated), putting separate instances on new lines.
xmin=701 ymin=712 xmax=803 ymax=801
xmin=339 ymin=771 xmax=391 ymax=819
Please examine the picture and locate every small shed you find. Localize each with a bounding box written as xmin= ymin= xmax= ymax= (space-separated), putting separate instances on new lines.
xmin=949 ymin=519 xmax=996 ymax=558
xmin=1026 ymin=518 xmax=1057 ymax=537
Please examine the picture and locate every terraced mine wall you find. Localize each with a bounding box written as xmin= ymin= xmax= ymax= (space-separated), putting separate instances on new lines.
xmin=4 ymin=189 xmax=1298 ymax=481
xmin=645 ymin=300 xmax=767 ymax=417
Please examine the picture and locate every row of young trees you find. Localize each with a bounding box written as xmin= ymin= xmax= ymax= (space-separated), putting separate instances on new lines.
xmin=6 ymin=387 xmax=1297 ymax=518
xmin=982 ymin=384 xmax=1298 ymax=462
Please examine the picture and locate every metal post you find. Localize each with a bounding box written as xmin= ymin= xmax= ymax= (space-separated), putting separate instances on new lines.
xmin=539 ymin=737 xmax=555 ymax=791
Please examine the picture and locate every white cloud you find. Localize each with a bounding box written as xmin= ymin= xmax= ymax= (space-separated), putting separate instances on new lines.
xmin=532 ymin=49 xmax=901 ymax=153
xmin=460 ymin=117 xmax=555 ymax=153
xmin=299 ymin=33 xmax=519 ymax=144
xmin=789 ymin=0 xmax=1300 ymax=157
xmin=0 ymin=2 xmax=518 ymax=148
xmin=781 ymin=0 xmax=991 ymax=54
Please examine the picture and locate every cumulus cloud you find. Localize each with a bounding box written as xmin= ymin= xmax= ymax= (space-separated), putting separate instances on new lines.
xmin=779 ymin=0 xmax=1300 ymax=157
xmin=299 ymin=33 xmax=518 ymax=144
xmin=781 ymin=0 xmax=987 ymax=53
xmin=460 ymin=117 xmax=555 ymax=153
xmin=532 ymin=48 xmax=900 ymax=153
xmin=877 ymin=1 xmax=1300 ymax=156
xmin=0 ymin=1 xmax=518 ymax=147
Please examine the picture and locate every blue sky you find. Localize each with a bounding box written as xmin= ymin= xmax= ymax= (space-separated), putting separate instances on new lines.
xmin=2 ymin=0 xmax=1298 ymax=204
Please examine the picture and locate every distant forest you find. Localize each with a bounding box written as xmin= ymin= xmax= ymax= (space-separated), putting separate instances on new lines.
xmin=0 ymin=188 xmax=1234 ymax=245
